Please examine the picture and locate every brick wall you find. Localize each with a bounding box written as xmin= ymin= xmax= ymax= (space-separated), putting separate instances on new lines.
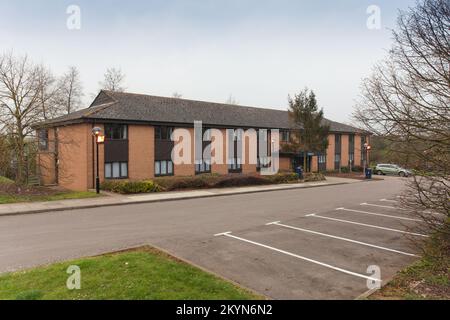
xmin=341 ymin=134 xmax=349 ymax=167
xmin=129 ymin=125 xmax=154 ymax=180
xmin=326 ymin=134 xmax=335 ymax=171
xmin=58 ymin=123 xmax=92 ymax=191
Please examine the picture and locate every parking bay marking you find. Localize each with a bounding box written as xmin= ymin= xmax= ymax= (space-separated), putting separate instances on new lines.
xmin=374 ymin=201 xmax=442 ymax=217
xmin=336 ymin=208 xmax=421 ymax=222
xmin=361 ymin=202 xmax=408 ymax=211
xmin=305 ymin=213 xmax=428 ymax=238
xmin=266 ymin=221 xmax=418 ymax=257
xmin=214 ymin=231 xmax=381 ymax=282
xmin=380 ymin=199 xmax=398 ymax=203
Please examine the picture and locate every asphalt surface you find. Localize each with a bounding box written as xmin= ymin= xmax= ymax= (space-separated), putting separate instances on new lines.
xmin=0 ymin=176 xmax=425 ymax=299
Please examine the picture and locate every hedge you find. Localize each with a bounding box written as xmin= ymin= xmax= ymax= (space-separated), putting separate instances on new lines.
xmin=103 ymin=172 xmax=325 ymax=194
xmin=101 ymin=180 xmax=162 ymax=194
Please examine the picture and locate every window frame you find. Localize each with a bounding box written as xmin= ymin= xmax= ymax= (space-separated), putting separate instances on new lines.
xmin=105 ymin=124 xmax=128 ymax=140
xmin=38 ymin=129 xmax=49 ymax=151
xmin=104 ymin=161 xmax=128 ymax=179
xmin=155 ymin=160 xmax=174 ymax=177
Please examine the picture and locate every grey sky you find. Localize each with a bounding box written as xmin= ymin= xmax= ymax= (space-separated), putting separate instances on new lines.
xmin=0 ymin=0 xmax=417 ymax=123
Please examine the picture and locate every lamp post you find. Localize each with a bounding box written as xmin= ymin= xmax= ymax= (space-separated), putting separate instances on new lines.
xmin=92 ymin=127 xmax=104 ymax=194
xmin=363 ymin=142 xmax=372 ymax=179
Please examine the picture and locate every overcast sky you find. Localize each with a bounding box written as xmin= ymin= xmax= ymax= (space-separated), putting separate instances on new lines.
xmin=0 ymin=0 xmax=417 ymax=123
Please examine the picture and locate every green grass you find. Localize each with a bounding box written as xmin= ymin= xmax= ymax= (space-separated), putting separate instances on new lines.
xmin=0 ymin=247 xmax=262 ymax=300
xmin=0 ymin=191 xmax=100 ymax=204
xmin=0 ymin=176 xmax=14 ymax=184
xmin=369 ymin=255 xmax=449 ymax=300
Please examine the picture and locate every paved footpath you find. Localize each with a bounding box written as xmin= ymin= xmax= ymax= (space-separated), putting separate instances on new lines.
xmin=0 ymin=177 xmax=358 ymax=217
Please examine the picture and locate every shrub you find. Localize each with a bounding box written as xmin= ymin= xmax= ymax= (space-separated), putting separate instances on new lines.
xmin=0 ymin=176 xmax=14 ymax=185
xmin=154 ymin=174 xmax=219 ymax=191
xmin=265 ymin=172 xmax=299 ymax=184
xmin=213 ymin=175 xmax=272 ymax=188
xmin=101 ymin=180 xmax=162 ymax=194
xmin=304 ymin=172 xmax=326 ymax=182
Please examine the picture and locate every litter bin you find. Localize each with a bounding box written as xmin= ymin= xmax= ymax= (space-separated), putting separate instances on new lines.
xmin=365 ymin=168 xmax=372 ymax=179
xmin=295 ymin=166 xmax=304 ymax=179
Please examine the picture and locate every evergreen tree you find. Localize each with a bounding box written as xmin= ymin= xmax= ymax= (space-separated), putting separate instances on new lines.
xmin=287 ymin=88 xmax=329 ymax=171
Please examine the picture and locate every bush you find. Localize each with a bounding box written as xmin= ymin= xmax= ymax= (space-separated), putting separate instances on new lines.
xmin=340 ymin=166 xmax=350 ymax=173
xmin=101 ymin=180 xmax=162 ymax=194
xmin=304 ymin=172 xmax=326 ymax=182
xmin=265 ymin=172 xmax=300 ymax=184
xmin=0 ymin=176 xmax=14 ymax=185
xmin=213 ymin=175 xmax=272 ymax=188
xmin=154 ymin=174 xmax=219 ymax=191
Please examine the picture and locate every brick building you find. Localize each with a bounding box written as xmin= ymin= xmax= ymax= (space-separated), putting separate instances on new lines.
xmin=34 ymin=91 xmax=369 ymax=191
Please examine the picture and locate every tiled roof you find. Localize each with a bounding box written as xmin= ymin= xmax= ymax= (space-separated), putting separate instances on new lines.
xmin=36 ymin=90 xmax=364 ymax=133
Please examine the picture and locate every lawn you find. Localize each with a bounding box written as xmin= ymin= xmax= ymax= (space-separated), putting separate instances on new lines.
xmin=0 ymin=175 xmax=100 ymax=204
xmin=0 ymin=247 xmax=262 ymax=300
xmin=0 ymin=191 xmax=100 ymax=204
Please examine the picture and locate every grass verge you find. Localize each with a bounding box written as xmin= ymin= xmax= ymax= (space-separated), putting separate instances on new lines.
xmin=369 ymin=252 xmax=449 ymax=300
xmin=0 ymin=191 xmax=100 ymax=205
xmin=0 ymin=246 xmax=263 ymax=300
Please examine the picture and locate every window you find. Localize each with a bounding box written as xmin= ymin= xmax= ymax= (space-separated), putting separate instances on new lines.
xmin=281 ymin=130 xmax=290 ymax=142
xmin=318 ymin=154 xmax=326 ymax=164
xmin=318 ymin=153 xmax=327 ymax=172
xmin=105 ymin=124 xmax=127 ymax=140
xmin=228 ymin=129 xmax=242 ymax=173
xmin=155 ymin=126 xmax=174 ymax=141
xmin=196 ymin=160 xmax=211 ymax=174
xmin=105 ymin=162 xmax=128 ymax=179
xmin=196 ymin=128 xmax=212 ymax=174
xmin=38 ymin=129 xmax=49 ymax=151
xmin=155 ymin=160 xmax=173 ymax=176
xmin=166 ymin=127 xmax=173 ymax=140
xmin=155 ymin=127 xmax=162 ymax=140
xmin=349 ymin=134 xmax=355 ymax=166
xmin=334 ymin=134 xmax=342 ymax=170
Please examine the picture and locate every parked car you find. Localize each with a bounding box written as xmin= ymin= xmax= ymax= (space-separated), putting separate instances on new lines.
xmin=374 ymin=164 xmax=412 ymax=177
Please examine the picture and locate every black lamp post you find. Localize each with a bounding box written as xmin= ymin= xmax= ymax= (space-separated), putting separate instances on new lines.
xmin=92 ymin=127 xmax=103 ymax=194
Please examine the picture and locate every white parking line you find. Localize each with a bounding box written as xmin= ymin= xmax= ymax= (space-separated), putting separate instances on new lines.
xmin=266 ymin=221 xmax=418 ymax=257
xmin=361 ymin=203 xmax=407 ymax=210
xmin=336 ymin=208 xmax=421 ymax=222
xmin=214 ymin=231 xmax=381 ymax=282
xmin=306 ymin=214 xmax=428 ymax=238
xmin=380 ymin=199 xmax=398 ymax=203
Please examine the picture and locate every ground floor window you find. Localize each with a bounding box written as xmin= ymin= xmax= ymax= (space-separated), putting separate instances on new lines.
xmin=228 ymin=158 xmax=242 ymax=172
xmin=105 ymin=162 xmax=128 ymax=179
xmin=349 ymin=153 xmax=354 ymax=167
xmin=195 ymin=160 xmax=211 ymax=174
xmin=155 ymin=160 xmax=174 ymax=176
xmin=318 ymin=153 xmax=326 ymax=172
xmin=334 ymin=154 xmax=341 ymax=170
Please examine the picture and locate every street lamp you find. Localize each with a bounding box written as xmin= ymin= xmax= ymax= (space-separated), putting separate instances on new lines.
xmin=363 ymin=142 xmax=372 ymax=179
xmin=92 ymin=127 xmax=104 ymax=194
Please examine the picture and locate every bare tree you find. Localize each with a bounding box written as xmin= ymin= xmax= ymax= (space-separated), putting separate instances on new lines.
xmin=354 ymin=0 xmax=449 ymax=256
xmin=56 ymin=66 xmax=83 ymax=114
xmin=0 ymin=53 xmax=53 ymax=183
xmin=226 ymin=94 xmax=239 ymax=105
xmin=172 ymin=91 xmax=183 ymax=98
xmin=99 ymin=67 xmax=126 ymax=92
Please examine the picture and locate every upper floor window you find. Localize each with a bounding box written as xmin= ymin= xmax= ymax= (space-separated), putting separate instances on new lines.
xmin=38 ymin=129 xmax=49 ymax=151
xmin=105 ymin=124 xmax=127 ymax=140
xmin=281 ymin=130 xmax=290 ymax=142
xmin=155 ymin=126 xmax=174 ymax=140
